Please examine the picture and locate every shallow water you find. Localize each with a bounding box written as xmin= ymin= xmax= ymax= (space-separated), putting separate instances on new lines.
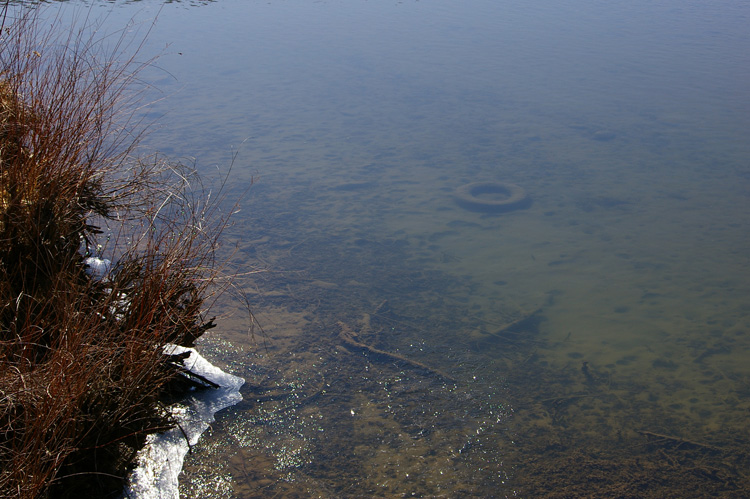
xmin=38 ymin=0 xmax=750 ymax=495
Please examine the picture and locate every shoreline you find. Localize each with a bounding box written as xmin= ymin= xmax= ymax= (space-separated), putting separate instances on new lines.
xmin=124 ymin=346 xmax=244 ymax=499
xmin=1 ymin=5 xmax=243 ymax=496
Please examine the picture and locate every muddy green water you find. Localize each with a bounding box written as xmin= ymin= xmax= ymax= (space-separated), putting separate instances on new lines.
xmin=47 ymin=0 xmax=750 ymax=496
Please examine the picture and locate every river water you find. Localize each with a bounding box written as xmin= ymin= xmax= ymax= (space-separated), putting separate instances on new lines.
xmin=41 ymin=0 xmax=750 ymax=496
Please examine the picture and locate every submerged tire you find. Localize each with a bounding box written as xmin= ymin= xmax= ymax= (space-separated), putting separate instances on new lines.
xmin=454 ymin=181 xmax=530 ymax=213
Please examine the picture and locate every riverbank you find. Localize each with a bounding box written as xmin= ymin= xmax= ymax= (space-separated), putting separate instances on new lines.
xmin=0 ymin=5 xmax=235 ymax=497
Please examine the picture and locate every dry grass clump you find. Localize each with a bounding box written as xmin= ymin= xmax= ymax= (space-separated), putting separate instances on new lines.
xmin=1 ymin=5 xmax=234 ymax=498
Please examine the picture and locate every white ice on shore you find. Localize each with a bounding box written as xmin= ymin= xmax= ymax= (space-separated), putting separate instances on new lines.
xmin=83 ymin=255 xmax=244 ymax=497
xmin=123 ymin=345 xmax=244 ymax=499
xmin=83 ymin=256 xmax=112 ymax=281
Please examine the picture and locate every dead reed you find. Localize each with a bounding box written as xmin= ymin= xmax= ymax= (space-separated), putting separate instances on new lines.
xmin=1 ymin=4 xmax=236 ymax=497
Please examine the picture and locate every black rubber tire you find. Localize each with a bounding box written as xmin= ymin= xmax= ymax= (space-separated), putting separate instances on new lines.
xmin=454 ymin=181 xmax=530 ymax=213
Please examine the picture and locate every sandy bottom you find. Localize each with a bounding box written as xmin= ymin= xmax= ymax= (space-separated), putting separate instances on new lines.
xmin=176 ymin=112 xmax=750 ymax=497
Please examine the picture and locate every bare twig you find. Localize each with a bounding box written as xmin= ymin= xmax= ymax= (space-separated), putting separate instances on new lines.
xmin=637 ymin=430 xmax=722 ymax=452
xmin=337 ymin=321 xmax=456 ymax=383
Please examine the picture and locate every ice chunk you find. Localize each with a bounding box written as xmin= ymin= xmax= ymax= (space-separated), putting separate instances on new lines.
xmin=123 ymin=346 xmax=244 ymax=499
xmin=84 ymin=256 xmax=112 ymax=281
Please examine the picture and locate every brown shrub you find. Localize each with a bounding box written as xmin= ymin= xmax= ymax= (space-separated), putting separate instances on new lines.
xmin=0 ymin=4 xmax=235 ymax=498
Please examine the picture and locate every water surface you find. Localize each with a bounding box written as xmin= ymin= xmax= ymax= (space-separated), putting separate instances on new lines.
xmin=49 ymin=0 xmax=750 ymax=496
